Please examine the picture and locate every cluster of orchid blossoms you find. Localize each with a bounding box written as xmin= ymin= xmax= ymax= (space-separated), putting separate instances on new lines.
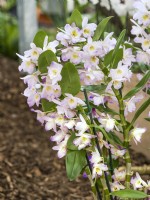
xmin=18 ymin=0 xmax=150 ymax=199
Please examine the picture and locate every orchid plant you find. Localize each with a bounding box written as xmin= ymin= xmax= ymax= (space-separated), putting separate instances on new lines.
xmin=17 ymin=0 xmax=150 ymax=199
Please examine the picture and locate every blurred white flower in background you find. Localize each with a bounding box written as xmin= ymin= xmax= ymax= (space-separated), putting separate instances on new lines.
xmin=100 ymin=0 xmax=139 ymax=16
xmin=67 ymin=0 xmax=139 ymax=17
xmin=130 ymin=127 xmax=146 ymax=144
xmin=67 ymin=0 xmax=74 ymax=12
xmin=78 ymin=0 xmax=88 ymax=5
xmin=90 ymin=0 xmax=99 ymax=4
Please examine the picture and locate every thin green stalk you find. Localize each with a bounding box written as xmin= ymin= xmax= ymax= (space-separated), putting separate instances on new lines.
xmin=112 ymin=87 xmax=131 ymax=188
xmin=108 ymin=0 xmax=112 ymax=15
xmin=86 ymin=154 xmax=102 ymax=200
xmin=95 ymin=4 xmax=99 ymax=25
xmin=101 ymin=175 xmax=110 ymax=200
xmin=83 ymin=89 xmax=113 ymax=200
xmin=108 ymin=142 xmax=114 ymax=176
xmin=61 ymin=0 xmax=67 ymax=24
xmin=95 ymin=0 xmax=102 ymax=25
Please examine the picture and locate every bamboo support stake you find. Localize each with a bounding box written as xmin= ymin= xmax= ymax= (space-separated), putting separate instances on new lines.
xmin=118 ymin=165 xmax=150 ymax=175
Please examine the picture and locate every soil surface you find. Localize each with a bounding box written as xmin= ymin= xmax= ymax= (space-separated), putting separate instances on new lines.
xmin=0 ymin=55 xmax=149 ymax=200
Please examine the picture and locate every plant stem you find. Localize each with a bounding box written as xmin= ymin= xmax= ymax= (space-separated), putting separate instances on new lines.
xmin=108 ymin=0 xmax=112 ymax=15
xmin=86 ymin=154 xmax=102 ymax=200
xmin=84 ymin=89 xmax=113 ymax=200
xmin=108 ymin=142 xmax=114 ymax=176
xmin=95 ymin=4 xmax=99 ymax=25
xmin=112 ymin=87 xmax=131 ymax=188
xmin=62 ymin=0 xmax=67 ymax=24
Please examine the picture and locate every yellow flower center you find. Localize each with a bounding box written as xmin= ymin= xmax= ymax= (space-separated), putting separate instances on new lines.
xmin=113 ymin=187 xmax=118 ymax=191
xmin=54 ymin=89 xmax=59 ymax=94
xmin=114 ymin=80 xmax=120 ymax=86
xmin=57 ymin=116 xmax=63 ymax=122
xmin=86 ymin=75 xmax=91 ymax=80
xmin=91 ymin=56 xmax=97 ymax=62
xmin=95 ymin=167 xmax=100 ymax=173
xmin=116 ymin=69 xmax=123 ymax=74
xmin=136 ymin=180 xmax=141 ymax=185
xmin=46 ymin=86 xmax=52 ymax=91
xmin=143 ymin=14 xmax=149 ymax=21
xmin=32 ymin=51 xmax=38 ymax=56
xmin=72 ymin=53 xmax=78 ymax=59
xmin=69 ymin=98 xmax=75 ymax=104
xmin=84 ymin=28 xmax=90 ymax=34
xmin=71 ymin=30 xmax=78 ymax=37
xmin=82 ymin=137 xmax=87 ymax=142
xmin=34 ymin=94 xmax=39 ymax=100
xmin=143 ymin=39 xmax=150 ymax=46
xmin=52 ymin=69 xmax=58 ymax=75
xmin=26 ymin=61 xmax=31 ymax=66
xmin=89 ymin=45 xmax=95 ymax=51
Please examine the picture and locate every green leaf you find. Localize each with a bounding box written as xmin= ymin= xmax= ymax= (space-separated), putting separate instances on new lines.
xmin=41 ymin=99 xmax=56 ymax=112
xmin=91 ymin=103 xmax=118 ymax=116
xmin=111 ymin=189 xmax=148 ymax=199
xmin=33 ymin=30 xmax=47 ymax=48
xmin=104 ymin=48 xmax=123 ymax=68
xmin=111 ymin=159 xmax=119 ymax=169
xmin=66 ymin=150 xmax=87 ymax=181
xmin=143 ymin=87 xmax=150 ymax=95
xmin=99 ymin=60 xmax=109 ymax=75
xmin=109 ymin=132 xmax=124 ymax=146
xmin=104 ymin=50 xmax=113 ymax=67
xmin=59 ymin=62 xmax=81 ymax=95
xmin=116 ymin=119 xmax=134 ymax=133
xmin=131 ymin=63 xmax=150 ymax=74
xmin=38 ymin=50 xmax=58 ymax=73
xmin=124 ymin=42 xmax=141 ymax=52
xmin=68 ymin=9 xmax=82 ymax=27
xmin=67 ymin=133 xmax=78 ymax=151
xmin=111 ymin=30 xmax=126 ymax=68
xmin=113 ymin=48 xmax=123 ymax=68
xmin=145 ymin=117 xmax=150 ymax=122
xmin=93 ymin=16 xmax=113 ymax=41
xmin=128 ymin=98 xmax=150 ymax=130
xmin=124 ymin=70 xmax=150 ymax=100
xmin=112 ymin=30 xmax=126 ymax=60
xmin=81 ymin=84 xmax=106 ymax=94
xmin=103 ymin=30 xmax=126 ymax=68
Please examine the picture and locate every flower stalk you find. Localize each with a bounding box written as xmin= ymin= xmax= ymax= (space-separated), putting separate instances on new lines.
xmin=84 ymin=89 xmax=113 ymax=200
xmin=86 ymin=154 xmax=102 ymax=200
xmin=112 ymin=87 xmax=131 ymax=189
